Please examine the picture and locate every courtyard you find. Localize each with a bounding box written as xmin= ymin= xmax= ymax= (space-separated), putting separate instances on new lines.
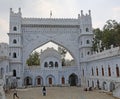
xmin=5 ymin=87 xmax=117 ymax=99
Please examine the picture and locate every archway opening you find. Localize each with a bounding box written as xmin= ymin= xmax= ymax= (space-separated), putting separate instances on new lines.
xmin=97 ymin=80 xmax=100 ymax=89
xmin=110 ymin=82 xmax=115 ymax=92
xmin=69 ymin=73 xmax=78 ymax=86
xmin=36 ymin=76 xmax=43 ymax=86
xmin=49 ymin=77 xmax=52 ymax=85
xmin=24 ymin=76 xmax=32 ymax=86
xmin=61 ymin=77 xmax=65 ymax=84
xmin=102 ymin=81 xmax=107 ymax=90
xmin=26 ymin=41 xmax=75 ymax=67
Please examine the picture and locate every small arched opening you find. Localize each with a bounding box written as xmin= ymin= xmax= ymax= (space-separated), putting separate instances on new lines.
xmin=13 ymin=39 xmax=17 ymax=44
xmin=13 ymin=69 xmax=16 ymax=77
xmin=13 ymin=26 xmax=17 ymax=31
xmin=13 ymin=52 xmax=17 ymax=58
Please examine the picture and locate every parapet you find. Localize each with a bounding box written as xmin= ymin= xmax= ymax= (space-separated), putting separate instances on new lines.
xmin=81 ymin=10 xmax=91 ymax=16
xmin=22 ymin=18 xmax=79 ymax=26
xmin=9 ymin=8 xmax=92 ymax=26
xmin=82 ymin=47 xmax=120 ymax=62
xmin=10 ymin=8 xmax=22 ymax=16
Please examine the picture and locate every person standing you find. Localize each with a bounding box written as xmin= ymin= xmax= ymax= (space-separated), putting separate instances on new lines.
xmin=13 ymin=89 xmax=19 ymax=99
xmin=42 ymin=86 xmax=46 ymax=96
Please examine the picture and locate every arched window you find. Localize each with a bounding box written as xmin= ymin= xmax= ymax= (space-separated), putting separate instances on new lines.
xmin=97 ymin=80 xmax=100 ymax=88
xmin=116 ymin=65 xmax=119 ymax=77
xmin=9 ymin=53 xmax=11 ymax=56
xmin=61 ymin=77 xmax=65 ymax=84
xmin=81 ymin=41 xmax=82 ymax=45
xmin=102 ymin=67 xmax=104 ymax=76
xmin=55 ymin=62 xmax=58 ymax=67
xmin=13 ymin=69 xmax=16 ymax=77
xmin=13 ymin=52 xmax=17 ymax=58
xmin=86 ymin=28 xmax=89 ymax=32
xmin=82 ymin=69 xmax=84 ymax=76
xmin=0 ymin=68 xmax=4 ymax=78
xmin=92 ymin=81 xmax=94 ymax=87
xmin=88 ymin=80 xmax=89 ymax=87
xmin=87 ymin=51 xmax=90 ymax=55
xmin=6 ymin=65 xmax=9 ymax=73
xmin=96 ymin=67 xmax=98 ymax=76
xmin=49 ymin=61 xmax=53 ymax=67
xmin=80 ymin=29 xmax=82 ymax=33
xmin=108 ymin=66 xmax=111 ymax=76
xmin=13 ymin=26 xmax=17 ymax=31
xmin=13 ymin=39 xmax=17 ymax=44
xmin=92 ymin=68 xmax=94 ymax=76
xmin=81 ymin=53 xmax=83 ymax=58
xmin=44 ymin=62 xmax=48 ymax=67
xmin=86 ymin=40 xmax=90 ymax=44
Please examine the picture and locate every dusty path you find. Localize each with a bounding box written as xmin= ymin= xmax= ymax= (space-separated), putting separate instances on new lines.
xmin=6 ymin=87 xmax=117 ymax=99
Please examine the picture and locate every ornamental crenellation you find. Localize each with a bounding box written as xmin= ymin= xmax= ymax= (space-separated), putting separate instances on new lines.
xmin=81 ymin=47 xmax=120 ymax=62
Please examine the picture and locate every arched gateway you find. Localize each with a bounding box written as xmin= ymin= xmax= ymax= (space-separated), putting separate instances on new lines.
xmin=8 ymin=8 xmax=93 ymax=87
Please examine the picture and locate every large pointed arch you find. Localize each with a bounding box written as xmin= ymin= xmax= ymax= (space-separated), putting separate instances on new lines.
xmin=23 ymin=38 xmax=79 ymax=66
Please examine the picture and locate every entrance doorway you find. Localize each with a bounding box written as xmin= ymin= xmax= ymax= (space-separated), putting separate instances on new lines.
xmin=69 ymin=73 xmax=78 ymax=86
xmin=37 ymin=78 xmax=41 ymax=85
xmin=24 ymin=76 xmax=32 ymax=86
xmin=49 ymin=77 xmax=52 ymax=85
xmin=61 ymin=77 xmax=65 ymax=84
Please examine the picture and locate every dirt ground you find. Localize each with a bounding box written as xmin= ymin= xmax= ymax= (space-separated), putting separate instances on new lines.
xmin=6 ymin=87 xmax=117 ymax=99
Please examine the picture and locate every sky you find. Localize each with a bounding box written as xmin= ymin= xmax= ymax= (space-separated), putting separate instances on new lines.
xmin=0 ymin=0 xmax=120 ymax=43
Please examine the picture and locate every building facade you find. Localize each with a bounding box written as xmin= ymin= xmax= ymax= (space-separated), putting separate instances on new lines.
xmin=0 ymin=8 xmax=120 ymax=98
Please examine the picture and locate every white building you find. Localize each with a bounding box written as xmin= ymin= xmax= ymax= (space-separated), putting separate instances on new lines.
xmin=0 ymin=8 xmax=120 ymax=98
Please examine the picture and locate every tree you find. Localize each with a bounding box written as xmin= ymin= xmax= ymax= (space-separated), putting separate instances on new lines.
xmin=102 ymin=29 xmax=115 ymax=49
xmin=92 ymin=20 xmax=120 ymax=52
xmin=92 ymin=28 xmax=103 ymax=52
xmin=26 ymin=51 xmax=40 ymax=66
xmin=102 ymin=20 xmax=120 ymax=48
xmin=103 ymin=20 xmax=118 ymax=30
xmin=58 ymin=46 xmax=67 ymax=66
xmin=113 ymin=23 xmax=120 ymax=46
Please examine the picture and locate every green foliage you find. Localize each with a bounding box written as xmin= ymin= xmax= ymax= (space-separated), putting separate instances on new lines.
xmin=26 ymin=51 xmax=40 ymax=66
xmin=92 ymin=20 xmax=120 ymax=52
xmin=92 ymin=28 xmax=103 ymax=52
xmin=58 ymin=46 xmax=67 ymax=58
xmin=58 ymin=46 xmax=67 ymax=66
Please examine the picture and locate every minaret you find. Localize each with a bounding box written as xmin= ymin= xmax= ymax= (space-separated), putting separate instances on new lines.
xmin=8 ymin=8 xmax=23 ymax=87
xmin=78 ymin=10 xmax=93 ymax=88
xmin=78 ymin=10 xmax=93 ymax=59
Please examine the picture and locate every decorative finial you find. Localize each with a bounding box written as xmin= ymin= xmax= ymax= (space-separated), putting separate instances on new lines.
xmin=78 ymin=14 xmax=80 ymax=18
xmin=81 ymin=10 xmax=83 ymax=16
xmin=10 ymin=8 xmax=12 ymax=13
xmin=89 ymin=10 xmax=91 ymax=16
xmin=19 ymin=8 xmax=21 ymax=13
xmin=50 ymin=10 xmax=52 ymax=18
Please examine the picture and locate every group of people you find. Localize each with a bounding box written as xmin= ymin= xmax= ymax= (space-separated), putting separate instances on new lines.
xmin=13 ymin=86 xmax=46 ymax=99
